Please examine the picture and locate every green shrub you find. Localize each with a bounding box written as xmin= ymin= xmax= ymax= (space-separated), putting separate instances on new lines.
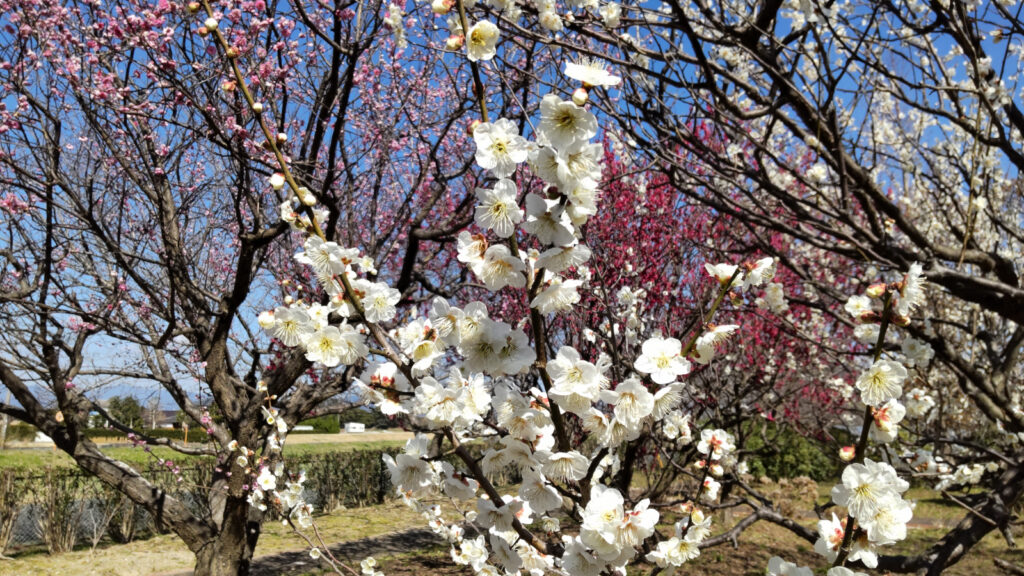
xmin=4 ymin=424 xmax=39 ymax=442
xmin=336 ymin=407 xmax=390 ymax=429
xmin=300 ymin=415 xmax=340 ymax=434
xmin=742 ymin=422 xmax=839 ymax=482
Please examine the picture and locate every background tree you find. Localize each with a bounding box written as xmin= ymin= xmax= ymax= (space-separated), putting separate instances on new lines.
xmin=0 ymin=0 xmax=490 ymax=573
xmin=106 ymin=396 xmax=144 ymax=430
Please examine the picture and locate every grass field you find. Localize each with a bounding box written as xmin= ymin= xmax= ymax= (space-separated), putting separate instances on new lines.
xmin=0 ymin=431 xmax=413 ymax=471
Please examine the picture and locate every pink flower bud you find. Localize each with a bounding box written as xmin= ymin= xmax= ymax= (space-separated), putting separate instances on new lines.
xmin=839 ymin=446 xmax=856 ymax=462
xmin=445 ymin=35 xmax=464 ymax=50
xmin=865 ymin=283 xmax=888 ymax=298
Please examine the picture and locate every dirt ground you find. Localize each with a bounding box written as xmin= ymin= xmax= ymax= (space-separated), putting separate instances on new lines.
xmin=2 ymin=478 xmax=1020 ymax=576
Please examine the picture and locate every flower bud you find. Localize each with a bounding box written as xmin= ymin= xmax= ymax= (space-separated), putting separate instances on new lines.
xmin=839 ymin=446 xmax=856 ymax=462
xmin=445 ymin=34 xmax=464 ymax=50
xmin=467 ymin=119 xmax=482 ymax=135
xmin=431 ymin=0 xmax=450 ymax=15
xmin=204 ymin=17 xmax=219 ymax=31
xmin=252 ymin=102 xmax=264 ymax=114
xmin=572 ymin=87 xmax=589 ymax=106
xmin=690 ymin=508 xmax=705 ymax=524
xmin=257 ymin=310 xmax=275 ymax=329
xmin=197 ymin=26 xmax=209 ymax=37
xmin=297 ymin=186 xmax=316 ymax=206
xmin=892 ymin=314 xmax=912 ymax=327
xmin=709 ymin=463 xmax=724 ymax=477
xmin=276 ymin=132 xmax=288 ymax=144
xmin=269 ymin=172 xmax=285 ymax=190
xmin=226 ymin=46 xmax=239 ymax=59
xmin=221 ymin=80 xmax=236 ymax=92
xmin=187 ymin=2 xmax=201 ymax=14
xmin=865 ymin=283 xmax=888 ymax=298
xmin=858 ymin=310 xmax=881 ymax=323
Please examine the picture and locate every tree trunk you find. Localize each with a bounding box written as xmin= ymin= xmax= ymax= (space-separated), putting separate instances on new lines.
xmin=192 ymin=496 xmax=261 ymax=576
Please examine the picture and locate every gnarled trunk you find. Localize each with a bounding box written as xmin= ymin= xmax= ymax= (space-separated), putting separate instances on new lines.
xmin=193 ymin=496 xmax=261 ymax=576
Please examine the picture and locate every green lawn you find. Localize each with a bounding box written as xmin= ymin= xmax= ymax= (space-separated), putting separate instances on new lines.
xmin=0 ymin=437 xmax=407 ymax=471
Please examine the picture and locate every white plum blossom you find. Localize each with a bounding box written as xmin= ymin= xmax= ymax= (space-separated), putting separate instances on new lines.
xmin=363 ymin=283 xmax=401 ymax=323
xmin=475 ymin=245 xmax=527 ymax=291
xmin=547 ymin=346 xmax=605 ymax=415
xmin=856 ymin=359 xmax=908 ymax=407
xmin=466 ymin=20 xmax=499 ymax=62
xmin=537 ymin=450 xmax=589 ymax=482
xmin=560 ymin=536 xmax=604 ymax=576
xmin=901 ymin=336 xmax=934 ymax=367
xmin=634 ymin=336 xmax=690 ymax=384
xmin=757 ymin=282 xmax=789 ymax=313
xmin=383 ymin=452 xmax=435 ymax=495
xmin=869 ymin=399 xmax=906 ymax=444
xmin=827 ymin=568 xmax=870 ymax=576
xmin=704 ymin=262 xmax=743 ymax=288
xmin=904 ymin=387 xmax=936 ymax=418
xmin=456 ymin=231 xmax=488 ymax=265
xmin=530 ymin=277 xmax=582 ymax=315
xmin=518 ymin=468 xmax=562 ymax=515
xmin=602 ymin=377 xmax=654 ymax=425
xmin=662 ymin=410 xmax=692 ymax=443
xmin=255 ymin=467 xmax=277 ymax=492
xmin=473 ymin=118 xmax=529 ymax=177
xmin=600 ymin=2 xmax=622 ymax=27
xmin=854 ymin=323 xmax=881 ymax=343
xmin=651 ymin=383 xmax=682 ymax=419
xmin=861 ymin=494 xmax=913 ymax=545
xmin=831 ymin=459 xmax=909 ymax=520
xmin=565 ymin=58 xmax=622 ymax=87
xmin=475 ymin=179 xmax=523 ymax=238
xmin=536 ymin=242 xmax=592 ymax=272
xmin=538 ymin=93 xmax=598 ymax=149
xmin=451 ymin=534 xmax=489 ymax=571
xmin=895 ymin=262 xmax=927 ymax=317
xmin=741 ymin=257 xmax=777 ymax=289
xmin=522 ymin=193 xmax=575 ymax=246
xmin=302 ymin=324 xmax=367 ymax=367
xmin=692 ymin=324 xmax=739 ymax=364
xmin=766 ymin=556 xmax=814 ymax=576
xmin=268 ymin=305 xmax=313 ymax=347
xmin=697 ymin=428 xmax=736 ymax=460
xmin=845 ymin=294 xmax=874 ymax=320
